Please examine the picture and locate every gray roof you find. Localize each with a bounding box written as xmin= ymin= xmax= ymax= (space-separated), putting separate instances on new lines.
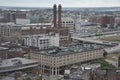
xmin=0 ymin=57 xmax=38 ymax=73
xmin=32 ymin=44 xmax=104 ymax=57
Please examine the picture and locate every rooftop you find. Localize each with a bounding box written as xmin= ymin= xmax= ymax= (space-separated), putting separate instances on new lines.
xmin=0 ymin=47 xmax=8 ymax=50
xmin=26 ymin=23 xmax=52 ymax=26
xmin=0 ymin=57 xmax=38 ymax=73
xmin=33 ymin=44 xmax=104 ymax=57
xmin=0 ymin=57 xmax=38 ymax=68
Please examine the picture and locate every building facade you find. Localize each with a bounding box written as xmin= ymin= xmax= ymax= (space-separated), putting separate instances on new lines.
xmin=0 ymin=47 xmax=9 ymax=59
xmin=0 ymin=23 xmax=21 ymax=42
xmin=3 ymin=12 xmax=26 ymax=23
xmin=30 ymin=47 xmax=104 ymax=75
xmin=51 ymin=27 xmax=71 ymax=46
xmin=23 ymin=34 xmax=59 ymax=49
xmin=89 ymin=15 xmax=115 ymax=25
xmin=21 ymin=23 xmax=52 ymax=35
xmin=62 ymin=17 xmax=75 ymax=34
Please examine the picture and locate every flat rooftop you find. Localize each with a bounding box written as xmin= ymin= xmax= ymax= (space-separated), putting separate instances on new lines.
xmin=33 ymin=44 xmax=104 ymax=57
xmin=0 ymin=57 xmax=38 ymax=73
xmin=0 ymin=47 xmax=8 ymax=50
xmin=26 ymin=23 xmax=52 ymax=26
xmin=0 ymin=57 xmax=38 ymax=68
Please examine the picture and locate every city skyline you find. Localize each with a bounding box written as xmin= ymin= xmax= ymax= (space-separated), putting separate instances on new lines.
xmin=0 ymin=0 xmax=120 ymax=7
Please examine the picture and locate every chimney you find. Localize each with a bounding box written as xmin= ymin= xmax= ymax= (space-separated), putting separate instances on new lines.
xmin=58 ymin=4 xmax=62 ymax=28
xmin=53 ymin=4 xmax=57 ymax=27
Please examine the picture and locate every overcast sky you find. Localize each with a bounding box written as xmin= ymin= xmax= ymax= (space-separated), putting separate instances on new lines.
xmin=0 ymin=0 xmax=120 ymax=7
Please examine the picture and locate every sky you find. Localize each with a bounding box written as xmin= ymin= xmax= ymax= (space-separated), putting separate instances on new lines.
xmin=0 ymin=0 xmax=120 ymax=7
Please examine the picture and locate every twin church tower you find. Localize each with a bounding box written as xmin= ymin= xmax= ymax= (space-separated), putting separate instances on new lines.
xmin=53 ymin=4 xmax=62 ymax=28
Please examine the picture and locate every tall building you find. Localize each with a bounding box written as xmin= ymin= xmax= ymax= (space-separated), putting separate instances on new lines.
xmin=52 ymin=4 xmax=71 ymax=46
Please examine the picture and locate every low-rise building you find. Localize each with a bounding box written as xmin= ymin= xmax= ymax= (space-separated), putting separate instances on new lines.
xmin=89 ymin=69 xmax=120 ymax=80
xmin=0 ymin=57 xmax=38 ymax=73
xmin=16 ymin=18 xmax=30 ymax=25
xmin=0 ymin=47 xmax=9 ymax=59
xmin=105 ymin=54 xmax=120 ymax=68
xmin=30 ymin=44 xmax=104 ymax=75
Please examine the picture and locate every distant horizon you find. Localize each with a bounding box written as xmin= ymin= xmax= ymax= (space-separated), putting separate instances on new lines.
xmin=0 ymin=0 xmax=120 ymax=8
xmin=0 ymin=5 xmax=120 ymax=8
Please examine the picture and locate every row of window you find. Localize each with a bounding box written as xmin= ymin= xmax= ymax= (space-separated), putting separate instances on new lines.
xmin=62 ymin=21 xmax=74 ymax=23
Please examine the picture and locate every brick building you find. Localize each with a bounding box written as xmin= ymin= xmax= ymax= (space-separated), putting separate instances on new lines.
xmin=89 ymin=15 xmax=115 ymax=25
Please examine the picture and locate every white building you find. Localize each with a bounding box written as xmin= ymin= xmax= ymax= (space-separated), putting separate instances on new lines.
xmin=0 ymin=57 xmax=38 ymax=73
xmin=24 ymin=34 xmax=59 ymax=49
xmin=62 ymin=17 xmax=75 ymax=34
xmin=75 ymin=22 xmax=100 ymax=35
xmin=16 ymin=18 xmax=30 ymax=25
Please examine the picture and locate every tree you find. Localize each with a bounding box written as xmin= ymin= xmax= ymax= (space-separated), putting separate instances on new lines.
xmin=109 ymin=24 xmax=114 ymax=29
xmin=100 ymin=24 xmax=107 ymax=28
xmin=103 ymin=50 xmax=107 ymax=57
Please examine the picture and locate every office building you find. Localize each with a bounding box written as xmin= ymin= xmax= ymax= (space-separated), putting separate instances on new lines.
xmin=23 ymin=33 xmax=59 ymax=49
xmin=30 ymin=44 xmax=104 ymax=75
xmin=0 ymin=23 xmax=21 ymax=42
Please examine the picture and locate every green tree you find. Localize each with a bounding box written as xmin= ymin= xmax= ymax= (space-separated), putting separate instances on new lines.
xmin=103 ymin=50 xmax=107 ymax=57
xmin=109 ymin=24 xmax=114 ymax=29
xmin=100 ymin=24 xmax=108 ymax=28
